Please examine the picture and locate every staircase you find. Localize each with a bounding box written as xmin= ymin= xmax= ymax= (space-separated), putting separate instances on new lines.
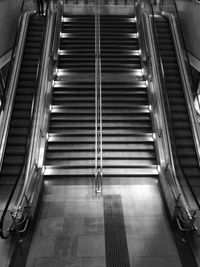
xmin=0 ymin=15 xmax=45 ymax=185
xmin=44 ymin=13 xmax=158 ymax=183
xmin=44 ymin=15 xmax=96 ymax=179
xmin=154 ymin=16 xmax=200 ymax=203
xmin=101 ymin=15 xmax=158 ymax=180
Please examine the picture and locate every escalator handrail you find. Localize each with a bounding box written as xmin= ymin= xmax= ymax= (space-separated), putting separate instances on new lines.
xmin=0 ymin=3 xmax=51 ymax=239
xmin=148 ymin=1 xmax=200 ymax=211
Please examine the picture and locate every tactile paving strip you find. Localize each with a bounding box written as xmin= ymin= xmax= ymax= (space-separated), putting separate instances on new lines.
xmin=103 ymin=194 xmax=130 ymax=267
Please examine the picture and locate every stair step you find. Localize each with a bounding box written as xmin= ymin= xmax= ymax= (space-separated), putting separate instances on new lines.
xmin=102 ymin=167 xmax=158 ymax=176
xmin=44 ymin=167 xmax=95 ymax=176
xmin=46 ymin=151 xmax=155 ymax=158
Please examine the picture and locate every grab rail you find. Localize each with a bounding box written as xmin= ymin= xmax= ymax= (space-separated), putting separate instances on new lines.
xmin=0 ymin=3 xmax=50 ymax=240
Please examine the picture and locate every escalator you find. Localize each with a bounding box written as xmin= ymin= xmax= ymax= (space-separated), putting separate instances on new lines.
xmin=154 ymin=16 xmax=200 ymax=204
xmin=100 ymin=15 xmax=158 ymax=180
xmin=44 ymin=15 xmax=96 ymax=180
xmin=0 ymin=14 xmax=45 ymax=187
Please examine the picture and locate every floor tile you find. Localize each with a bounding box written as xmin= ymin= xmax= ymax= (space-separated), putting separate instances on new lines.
xmin=127 ymin=234 xmax=179 ymax=257
xmin=77 ymin=236 xmax=105 ymax=257
xmin=28 ymin=236 xmax=55 ymax=258
xmin=54 ymin=235 xmax=78 ymax=258
xmin=83 ymin=217 xmax=104 ymax=235
xmin=82 ymin=257 xmax=106 ymax=267
xmin=33 ymin=257 xmax=81 ymax=267
xmin=64 ymin=216 xmax=85 ymax=235
xmin=125 ymin=216 xmax=169 ymax=235
xmin=130 ymin=256 xmax=182 ymax=267
xmin=40 ymin=217 xmax=64 ymax=235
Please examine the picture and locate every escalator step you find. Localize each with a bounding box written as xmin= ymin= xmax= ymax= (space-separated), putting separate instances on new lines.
xmin=9 ymin=127 xmax=29 ymax=135
xmin=10 ymin=119 xmax=30 ymax=127
xmin=174 ymin=129 xmax=192 ymax=137
xmin=17 ymin=80 xmax=36 ymax=88
xmin=172 ymin=121 xmax=191 ymax=129
xmin=177 ymin=147 xmax=196 ymax=156
xmin=15 ymin=94 xmax=34 ymax=102
xmin=6 ymin=146 xmax=26 ymax=155
xmin=12 ymin=110 xmax=31 ymax=119
xmin=18 ymin=74 xmax=36 ymax=81
xmin=24 ymin=48 xmax=41 ymax=54
xmin=168 ymin=97 xmax=186 ymax=105
xmin=176 ymin=138 xmax=194 ymax=147
xmin=20 ymin=67 xmax=38 ymax=73
xmin=180 ymin=158 xmax=199 ymax=167
xmin=14 ymin=103 xmax=33 ymax=110
xmin=1 ymin=166 xmax=22 ymax=176
xmin=3 ymin=156 xmax=24 ymax=165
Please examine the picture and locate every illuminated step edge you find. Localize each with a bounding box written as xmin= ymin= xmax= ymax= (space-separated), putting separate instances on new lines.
xmin=128 ymin=17 xmax=137 ymax=23
xmin=43 ymin=166 xmax=159 ymax=176
xmin=49 ymin=104 xmax=151 ymax=115
xmin=58 ymin=50 xmax=141 ymax=56
xmin=62 ymin=17 xmax=73 ymax=22
xmin=55 ymin=68 xmax=143 ymax=77
xmin=52 ymin=79 xmax=148 ymax=88
xmin=60 ymin=32 xmax=72 ymax=38
xmin=60 ymin=32 xmax=139 ymax=39
xmin=62 ymin=17 xmax=136 ymax=23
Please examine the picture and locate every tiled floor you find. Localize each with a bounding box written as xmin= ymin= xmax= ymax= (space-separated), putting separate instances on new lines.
xmin=25 ymin=181 xmax=182 ymax=267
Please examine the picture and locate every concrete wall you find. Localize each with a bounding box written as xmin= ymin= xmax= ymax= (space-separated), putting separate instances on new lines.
xmin=177 ymin=0 xmax=200 ymax=71
xmin=0 ymin=0 xmax=23 ymax=59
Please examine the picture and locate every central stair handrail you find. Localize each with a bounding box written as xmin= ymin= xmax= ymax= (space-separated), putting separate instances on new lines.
xmin=95 ymin=0 xmax=103 ymax=194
